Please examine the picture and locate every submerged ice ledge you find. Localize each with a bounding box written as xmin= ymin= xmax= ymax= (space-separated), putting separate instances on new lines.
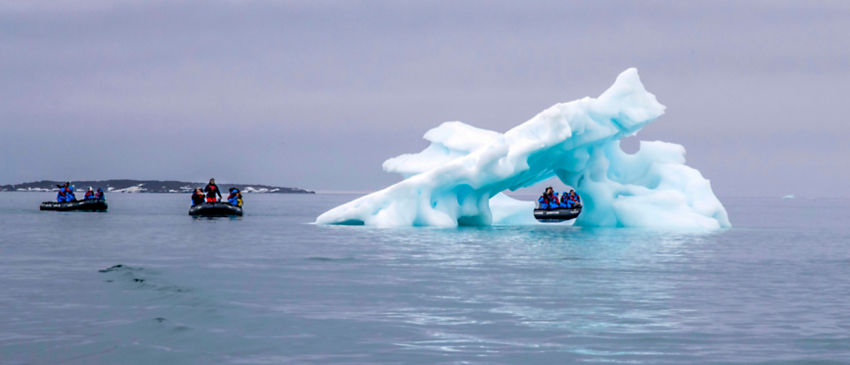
xmin=316 ymin=68 xmax=730 ymax=229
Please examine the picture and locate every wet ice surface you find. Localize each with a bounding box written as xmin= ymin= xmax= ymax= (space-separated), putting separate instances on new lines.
xmin=0 ymin=192 xmax=849 ymax=364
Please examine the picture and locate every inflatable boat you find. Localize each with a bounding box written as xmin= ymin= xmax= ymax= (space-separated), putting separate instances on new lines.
xmin=533 ymin=205 xmax=581 ymax=223
xmin=189 ymin=202 xmax=243 ymax=217
xmin=40 ymin=199 xmax=108 ymax=212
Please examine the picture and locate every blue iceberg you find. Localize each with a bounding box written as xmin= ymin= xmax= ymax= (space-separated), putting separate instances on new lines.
xmin=317 ymin=69 xmax=730 ymax=229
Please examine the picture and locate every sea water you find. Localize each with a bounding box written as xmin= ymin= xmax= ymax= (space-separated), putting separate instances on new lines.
xmin=0 ymin=192 xmax=848 ymax=364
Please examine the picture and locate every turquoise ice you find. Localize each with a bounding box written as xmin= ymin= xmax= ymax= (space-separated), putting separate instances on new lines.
xmin=317 ymin=69 xmax=730 ymax=229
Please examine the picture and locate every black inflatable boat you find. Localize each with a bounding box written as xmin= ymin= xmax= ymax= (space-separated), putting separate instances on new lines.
xmin=189 ymin=202 xmax=243 ymax=217
xmin=40 ymin=199 xmax=108 ymax=212
xmin=533 ymin=206 xmax=581 ymax=223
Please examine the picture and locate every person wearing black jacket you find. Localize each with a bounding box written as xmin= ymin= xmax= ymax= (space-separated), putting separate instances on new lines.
xmin=191 ymin=188 xmax=206 ymax=206
xmin=204 ymin=178 xmax=222 ymax=203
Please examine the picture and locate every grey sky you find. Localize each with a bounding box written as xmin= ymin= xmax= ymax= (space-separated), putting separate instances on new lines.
xmin=1 ymin=1 xmax=848 ymax=197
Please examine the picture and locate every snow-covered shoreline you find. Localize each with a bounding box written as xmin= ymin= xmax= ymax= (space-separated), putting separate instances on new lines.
xmin=1 ymin=180 xmax=314 ymax=194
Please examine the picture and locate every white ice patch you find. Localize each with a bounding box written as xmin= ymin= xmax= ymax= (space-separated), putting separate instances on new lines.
xmin=316 ymin=68 xmax=730 ymax=229
xmin=112 ymin=184 xmax=147 ymax=193
xmin=242 ymin=187 xmax=270 ymax=193
xmin=16 ymin=187 xmax=54 ymax=192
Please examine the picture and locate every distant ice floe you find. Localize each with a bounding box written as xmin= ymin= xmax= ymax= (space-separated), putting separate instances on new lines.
xmin=111 ymin=184 xmax=147 ymax=193
xmin=16 ymin=187 xmax=54 ymax=192
xmin=316 ymin=68 xmax=731 ymax=229
xmin=782 ymin=195 xmax=795 ymax=200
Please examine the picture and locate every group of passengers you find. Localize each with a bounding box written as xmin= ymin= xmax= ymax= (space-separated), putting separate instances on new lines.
xmin=190 ymin=178 xmax=243 ymax=207
xmin=538 ymin=187 xmax=581 ymax=210
xmin=56 ymin=182 xmax=104 ymax=203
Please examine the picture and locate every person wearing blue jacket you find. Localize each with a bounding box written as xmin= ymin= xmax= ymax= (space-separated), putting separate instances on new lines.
xmin=538 ymin=187 xmax=555 ymax=209
xmin=568 ymin=190 xmax=581 ymax=207
xmin=56 ymin=184 xmax=67 ymax=202
xmin=65 ymin=184 xmax=76 ymax=202
xmin=560 ymin=191 xmax=572 ymax=208
xmin=95 ymin=188 xmax=105 ymax=199
xmin=227 ymin=188 xmax=243 ymax=207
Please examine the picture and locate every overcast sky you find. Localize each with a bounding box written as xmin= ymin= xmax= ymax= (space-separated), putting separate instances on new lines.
xmin=1 ymin=1 xmax=848 ymax=197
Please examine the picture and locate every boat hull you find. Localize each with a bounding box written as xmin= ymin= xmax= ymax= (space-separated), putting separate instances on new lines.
xmin=533 ymin=207 xmax=581 ymax=222
xmin=40 ymin=199 xmax=108 ymax=212
xmin=189 ymin=202 xmax=243 ymax=217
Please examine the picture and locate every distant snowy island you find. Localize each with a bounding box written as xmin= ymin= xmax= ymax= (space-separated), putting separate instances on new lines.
xmin=1 ymin=180 xmax=314 ymax=194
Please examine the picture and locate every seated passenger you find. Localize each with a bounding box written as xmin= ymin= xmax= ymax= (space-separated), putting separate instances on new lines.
xmin=56 ymin=184 xmax=67 ymax=203
xmin=560 ymin=191 xmax=572 ymax=208
xmin=191 ymin=188 xmax=206 ymax=206
xmin=84 ymin=188 xmax=95 ymax=200
xmin=550 ymin=192 xmax=560 ymax=209
xmin=65 ymin=183 xmax=77 ymax=202
xmin=538 ymin=187 xmax=554 ymax=209
xmin=568 ymin=190 xmax=581 ymax=207
xmin=95 ymin=188 xmax=105 ymax=199
xmin=227 ymin=188 xmax=243 ymax=207
xmin=537 ymin=195 xmax=548 ymax=209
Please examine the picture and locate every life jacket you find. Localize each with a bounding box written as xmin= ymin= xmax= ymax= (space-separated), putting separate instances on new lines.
xmin=84 ymin=191 xmax=94 ymax=199
xmin=228 ymin=192 xmax=243 ymax=207
xmin=95 ymin=191 xmax=104 ymax=199
xmin=57 ymin=187 xmax=67 ymax=197
xmin=206 ymin=184 xmax=220 ymax=198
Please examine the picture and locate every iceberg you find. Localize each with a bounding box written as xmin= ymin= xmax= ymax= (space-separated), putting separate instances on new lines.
xmin=317 ymin=68 xmax=730 ymax=229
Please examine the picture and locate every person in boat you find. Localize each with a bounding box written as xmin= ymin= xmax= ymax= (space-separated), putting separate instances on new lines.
xmin=56 ymin=183 xmax=67 ymax=203
xmin=558 ymin=191 xmax=570 ymax=208
xmin=538 ymin=187 xmax=555 ymax=209
xmin=95 ymin=188 xmax=105 ymax=199
xmin=84 ymin=188 xmax=95 ymax=200
xmin=568 ymin=190 xmax=581 ymax=207
xmin=227 ymin=188 xmax=243 ymax=207
xmin=191 ymin=188 xmax=206 ymax=206
xmin=65 ymin=183 xmax=77 ymax=202
xmin=204 ymin=178 xmax=222 ymax=203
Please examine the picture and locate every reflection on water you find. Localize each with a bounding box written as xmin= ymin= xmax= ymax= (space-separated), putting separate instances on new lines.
xmin=0 ymin=193 xmax=849 ymax=364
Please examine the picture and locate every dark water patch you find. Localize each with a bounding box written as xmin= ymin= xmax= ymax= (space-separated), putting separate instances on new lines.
xmin=559 ymin=257 xmax=583 ymax=261
xmin=99 ymin=264 xmax=128 ymax=273
xmin=171 ymin=325 xmax=192 ymax=333
xmin=98 ymin=264 xmax=147 ymax=273
xmin=98 ymin=264 xmax=190 ymax=293
xmin=306 ymin=257 xmax=356 ymax=262
xmin=158 ymin=285 xmax=192 ymax=293
xmin=155 ymin=317 xmax=167 ymax=323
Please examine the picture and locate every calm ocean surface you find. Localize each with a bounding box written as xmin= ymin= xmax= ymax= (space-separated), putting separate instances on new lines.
xmin=1 ymin=192 xmax=848 ymax=364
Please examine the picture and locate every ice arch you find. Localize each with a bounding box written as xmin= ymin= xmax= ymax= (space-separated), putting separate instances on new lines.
xmin=316 ymin=68 xmax=730 ymax=229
